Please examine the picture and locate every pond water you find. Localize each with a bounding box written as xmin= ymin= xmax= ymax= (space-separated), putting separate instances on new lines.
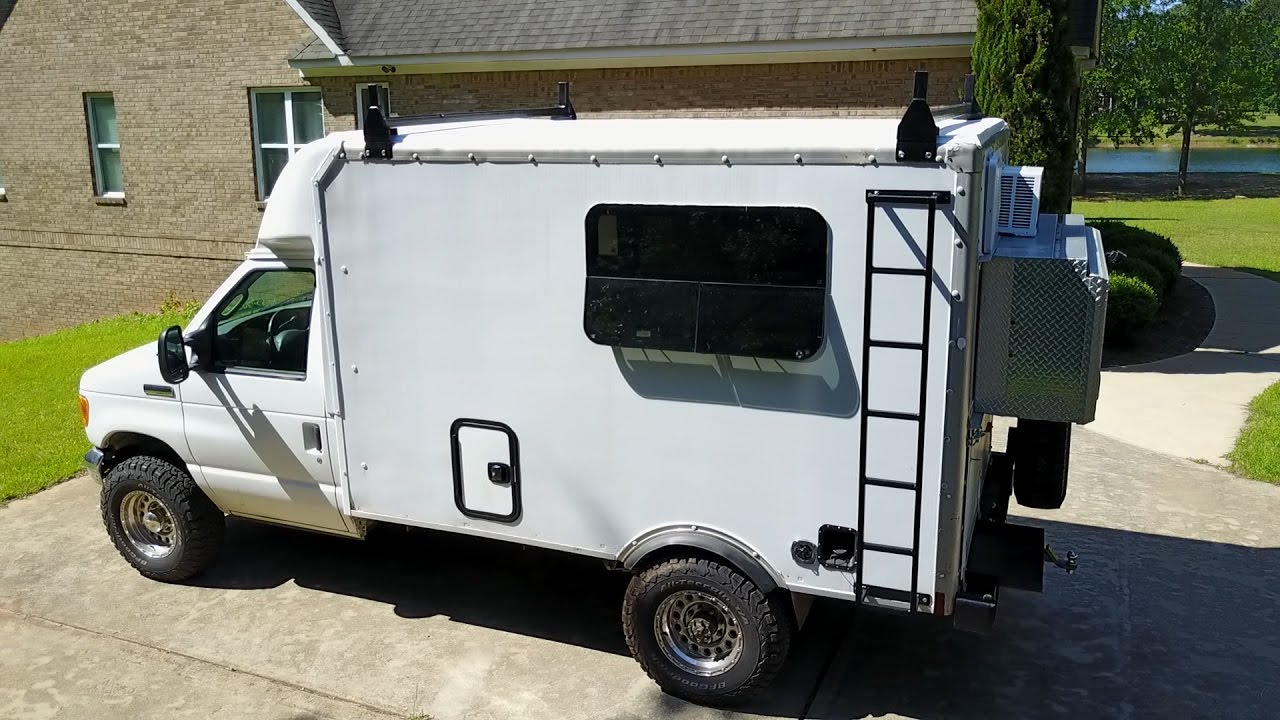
xmin=1088 ymin=146 xmax=1280 ymax=173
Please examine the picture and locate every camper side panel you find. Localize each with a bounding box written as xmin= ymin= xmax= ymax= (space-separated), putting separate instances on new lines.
xmin=321 ymin=158 xmax=959 ymax=601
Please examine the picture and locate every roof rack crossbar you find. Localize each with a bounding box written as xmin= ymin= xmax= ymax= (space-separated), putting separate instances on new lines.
xmin=933 ymin=74 xmax=984 ymax=122
xmin=362 ymin=81 xmax=577 ymax=159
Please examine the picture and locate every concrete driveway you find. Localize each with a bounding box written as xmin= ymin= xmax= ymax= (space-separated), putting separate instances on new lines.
xmin=3 ymin=426 xmax=1279 ymax=719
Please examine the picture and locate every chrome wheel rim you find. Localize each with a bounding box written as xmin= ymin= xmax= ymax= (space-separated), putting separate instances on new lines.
xmin=120 ymin=490 xmax=177 ymax=559
xmin=654 ymin=589 xmax=744 ymax=676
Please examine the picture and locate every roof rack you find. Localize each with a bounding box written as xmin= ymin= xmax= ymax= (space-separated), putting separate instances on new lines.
xmin=896 ymin=72 xmax=983 ymax=163
xmin=895 ymin=71 xmax=940 ymax=163
xmin=934 ymin=74 xmax=984 ymax=122
xmin=362 ymin=81 xmax=577 ymax=159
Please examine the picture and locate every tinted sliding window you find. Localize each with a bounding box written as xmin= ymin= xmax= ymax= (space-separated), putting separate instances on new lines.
xmin=583 ymin=204 xmax=829 ymax=360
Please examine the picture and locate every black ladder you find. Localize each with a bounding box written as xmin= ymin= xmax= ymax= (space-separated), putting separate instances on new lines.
xmin=855 ymin=189 xmax=951 ymax=612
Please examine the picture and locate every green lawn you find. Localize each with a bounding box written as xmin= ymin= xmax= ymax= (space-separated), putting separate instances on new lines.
xmin=1111 ymin=113 xmax=1280 ymax=147
xmin=1230 ymin=382 xmax=1280 ymax=483
xmin=1079 ymin=196 xmax=1280 ymax=483
xmin=0 ymin=311 xmax=190 ymax=502
xmin=1075 ymin=197 xmax=1280 ymax=284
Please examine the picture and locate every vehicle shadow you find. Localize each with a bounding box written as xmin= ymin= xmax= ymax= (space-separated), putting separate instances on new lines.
xmin=191 ymin=515 xmax=1280 ymax=719
xmin=801 ymin=516 xmax=1280 ymax=719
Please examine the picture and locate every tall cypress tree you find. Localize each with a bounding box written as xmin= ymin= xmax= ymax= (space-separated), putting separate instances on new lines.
xmin=973 ymin=0 xmax=1078 ymax=213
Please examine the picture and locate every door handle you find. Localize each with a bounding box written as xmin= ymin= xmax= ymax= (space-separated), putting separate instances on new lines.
xmin=487 ymin=462 xmax=512 ymax=486
xmin=304 ymin=422 xmax=323 ymax=453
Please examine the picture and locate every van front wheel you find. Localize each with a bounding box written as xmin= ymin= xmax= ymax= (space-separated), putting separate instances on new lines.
xmin=622 ymin=557 xmax=792 ymax=704
xmin=101 ymin=455 xmax=224 ymax=582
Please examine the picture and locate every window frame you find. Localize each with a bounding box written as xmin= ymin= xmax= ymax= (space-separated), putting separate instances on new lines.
xmin=249 ymin=87 xmax=325 ymax=201
xmin=354 ymin=82 xmax=391 ymax=129
xmin=582 ymin=203 xmax=830 ymax=360
xmin=84 ymin=93 xmax=123 ymax=198
xmin=208 ymin=268 xmax=317 ymax=379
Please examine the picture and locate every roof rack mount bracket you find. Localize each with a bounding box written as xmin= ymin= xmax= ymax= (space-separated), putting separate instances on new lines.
xmin=896 ymin=71 xmax=941 ymax=164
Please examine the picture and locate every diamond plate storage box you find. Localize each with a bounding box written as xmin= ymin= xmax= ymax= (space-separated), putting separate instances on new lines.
xmin=974 ymin=215 xmax=1108 ymax=423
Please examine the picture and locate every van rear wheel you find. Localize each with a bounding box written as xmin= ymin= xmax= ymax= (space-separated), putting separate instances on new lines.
xmin=101 ymin=455 xmax=224 ymax=582
xmin=622 ymin=557 xmax=792 ymax=704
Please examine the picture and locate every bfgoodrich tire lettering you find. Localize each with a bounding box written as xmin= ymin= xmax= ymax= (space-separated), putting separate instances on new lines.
xmin=622 ymin=557 xmax=793 ymax=703
xmin=101 ymin=455 xmax=225 ymax=582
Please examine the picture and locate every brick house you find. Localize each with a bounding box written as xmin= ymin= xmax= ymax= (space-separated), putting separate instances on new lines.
xmin=0 ymin=0 xmax=1100 ymax=339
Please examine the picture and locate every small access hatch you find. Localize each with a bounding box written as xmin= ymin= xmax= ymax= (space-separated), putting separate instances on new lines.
xmin=450 ymin=419 xmax=522 ymax=522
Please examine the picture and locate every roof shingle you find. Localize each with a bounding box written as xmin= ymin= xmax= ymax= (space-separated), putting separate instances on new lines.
xmin=294 ymin=0 xmax=979 ymax=59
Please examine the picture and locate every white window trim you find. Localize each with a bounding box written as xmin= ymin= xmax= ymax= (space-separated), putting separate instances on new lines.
xmin=250 ymin=87 xmax=325 ymax=200
xmin=355 ymin=82 xmax=391 ymax=129
xmin=85 ymin=93 xmax=124 ymax=198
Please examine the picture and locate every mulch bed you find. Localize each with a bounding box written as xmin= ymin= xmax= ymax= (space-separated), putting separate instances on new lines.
xmin=1102 ymin=275 xmax=1216 ymax=368
xmin=1082 ymin=173 xmax=1280 ymax=200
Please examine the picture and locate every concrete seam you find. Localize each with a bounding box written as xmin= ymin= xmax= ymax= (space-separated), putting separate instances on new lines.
xmin=0 ymin=606 xmax=404 ymax=719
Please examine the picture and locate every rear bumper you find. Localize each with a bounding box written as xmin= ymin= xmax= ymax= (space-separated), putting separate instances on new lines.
xmin=83 ymin=448 xmax=105 ymax=484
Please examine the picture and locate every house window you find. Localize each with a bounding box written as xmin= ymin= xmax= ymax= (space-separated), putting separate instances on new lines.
xmin=85 ymin=93 xmax=124 ymax=197
xmin=355 ymin=83 xmax=391 ymax=128
xmin=251 ymin=89 xmax=325 ymax=200
xmin=583 ymin=204 xmax=830 ymax=360
xmin=0 ymin=163 xmax=6 ymax=198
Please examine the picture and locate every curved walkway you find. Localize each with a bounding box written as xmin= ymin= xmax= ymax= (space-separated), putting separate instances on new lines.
xmin=1089 ymin=265 xmax=1280 ymax=463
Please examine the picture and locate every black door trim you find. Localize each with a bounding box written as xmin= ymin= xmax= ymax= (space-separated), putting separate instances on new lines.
xmin=450 ymin=418 xmax=522 ymax=523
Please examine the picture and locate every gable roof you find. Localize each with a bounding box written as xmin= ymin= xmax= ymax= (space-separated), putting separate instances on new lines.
xmin=296 ymin=0 xmax=346 ymax=47
xmin=289 ymin=0 xmax=979 ymax=61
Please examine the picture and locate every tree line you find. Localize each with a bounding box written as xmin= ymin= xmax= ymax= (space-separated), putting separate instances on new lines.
xmin=1084 ymin=0 xmax=1279 ymax=196
xmin=974 ymin=0 xmax=1279 ymax=202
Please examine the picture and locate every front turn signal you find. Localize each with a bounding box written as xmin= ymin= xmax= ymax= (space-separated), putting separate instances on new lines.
xmin=79 ymin=395 xmax=90 ymax=427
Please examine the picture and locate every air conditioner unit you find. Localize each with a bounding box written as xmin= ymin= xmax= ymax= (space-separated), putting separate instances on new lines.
xmin=996 ymin=166 xmax=1043 ymax=237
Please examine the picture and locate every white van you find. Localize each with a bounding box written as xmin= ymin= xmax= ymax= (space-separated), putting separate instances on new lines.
xmin=79 ymin=76 xmax=1105 ymax=703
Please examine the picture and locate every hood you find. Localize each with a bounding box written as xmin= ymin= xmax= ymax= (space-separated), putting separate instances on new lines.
xmin=80 ymin=342 xmax=171 ymax=399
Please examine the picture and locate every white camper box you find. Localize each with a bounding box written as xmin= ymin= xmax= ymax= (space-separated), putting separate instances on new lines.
xmin=79 ymin=75 xmax=1107 ymax=702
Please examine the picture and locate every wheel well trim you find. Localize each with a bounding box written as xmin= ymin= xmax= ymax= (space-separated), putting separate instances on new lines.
xmin=100 ymin=431 xmax=188 ymax=474
xmin=618 ymin=526 xmax=783 ymax=593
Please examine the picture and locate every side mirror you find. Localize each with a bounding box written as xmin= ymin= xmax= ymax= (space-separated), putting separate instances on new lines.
xmin=157 ymin=325 xmax=190 ymax=384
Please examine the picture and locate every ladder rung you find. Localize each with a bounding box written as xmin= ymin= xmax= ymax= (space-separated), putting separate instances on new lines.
xmin=865 ymin=410 xmax=920 ymax=422
xmin=867 ymin=339 xmax=924 ymax=351
xmin=864 ymin=477 xmax=917 ymax=491
xmin=870 ymin=266 xmax=927 ymax=277
xmin=862 ymin=542 xmax=915 ymax=557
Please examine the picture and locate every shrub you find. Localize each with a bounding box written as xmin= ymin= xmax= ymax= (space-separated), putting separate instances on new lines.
xmin=1131 ymin=249 xmax=1181 ymax=294
xmin=1106 ymin=274 xmax=1160 ymax=341
xmin=1094 ymin=220 xmax=1182 ymax=294
xmin=1095 ymin=220 xmax=1183 ymax=266
xmin=973 ymin=0 xmax=1076 ymax=213
xmin=1113 ymin=256 xmax=1165 ymax=297
xmin=159 ymin=291 xmax=202 ymax=317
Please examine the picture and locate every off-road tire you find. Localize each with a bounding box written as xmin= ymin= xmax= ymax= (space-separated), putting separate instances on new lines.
xmin=101 ymin=455 xmax=225 ymax=582
xmin=1010 ymin=421 xmax=1072 ymax=510
xmin=622 ymin=557 xmax=792 ymax=704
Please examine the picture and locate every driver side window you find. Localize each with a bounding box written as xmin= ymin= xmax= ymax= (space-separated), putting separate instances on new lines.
xmin=213 ymin=269 xmax=315 ymax=376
